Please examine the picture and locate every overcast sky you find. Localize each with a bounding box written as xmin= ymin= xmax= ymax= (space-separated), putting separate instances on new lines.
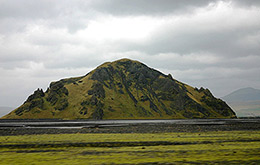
xmin=0 ymin=0 xmax=260 ymax=110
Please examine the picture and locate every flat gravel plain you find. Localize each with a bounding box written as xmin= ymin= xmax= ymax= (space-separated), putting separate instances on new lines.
xmin=0 ymin=119 xmax=260 ymax=135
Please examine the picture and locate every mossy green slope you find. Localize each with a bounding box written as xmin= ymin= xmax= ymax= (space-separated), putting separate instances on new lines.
xmin=2 ymin=58 xmax=236 ymax=119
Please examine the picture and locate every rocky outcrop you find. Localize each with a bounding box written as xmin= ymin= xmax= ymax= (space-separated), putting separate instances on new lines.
xmin=2 ymin=58 xmax=236 ymax=119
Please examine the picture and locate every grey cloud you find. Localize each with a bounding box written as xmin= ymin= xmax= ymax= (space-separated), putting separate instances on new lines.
xmin=88 ymin=0 xmax=260 ymax=16
xmin=91 ymin=0 xmax=214 ymax=16
xmin=0 ymin=0 xmax=260 ymax=107
xmin=0 ymin=0 xmax=93 ymax=20
xmin=233 ymin=0 xmax=260 ymax=7
xmin=1 ymin=0 xmax=259 ymax=20
xmin=1 ymin=0 xmax=260 ymax=34
xmin=0 ymin=0 xmax=95 ymax=33
xmin=115 ymin=3 xmax=260 ymax=60
xmin=141 ymin=29 xmax=260 ymax=57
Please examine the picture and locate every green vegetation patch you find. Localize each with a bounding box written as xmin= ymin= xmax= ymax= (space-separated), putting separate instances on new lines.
xmin=0 ymin=131 xmax=260 ymax=164
xmin=3 ymin=58 xmax=237 ymax=120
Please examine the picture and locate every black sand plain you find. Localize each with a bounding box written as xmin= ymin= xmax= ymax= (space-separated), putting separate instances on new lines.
xmin=1 ymin=119 xmax=260 ymax=135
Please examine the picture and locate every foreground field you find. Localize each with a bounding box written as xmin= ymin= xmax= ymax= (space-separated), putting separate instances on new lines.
xmin=0 ymin=131 xmax=260 ymax=164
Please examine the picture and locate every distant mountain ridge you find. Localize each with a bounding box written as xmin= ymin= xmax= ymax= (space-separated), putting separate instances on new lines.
xmin=2 ymin=58 xmax=236 ymax=119
xmin=222 ymin=87 xmax=260 ymax=117
xmin=223 ymin=87 xmax=260 ymax=102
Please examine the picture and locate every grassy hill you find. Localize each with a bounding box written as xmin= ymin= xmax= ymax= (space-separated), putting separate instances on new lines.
xmin=2 ymin=59 xmax=236 ymax=119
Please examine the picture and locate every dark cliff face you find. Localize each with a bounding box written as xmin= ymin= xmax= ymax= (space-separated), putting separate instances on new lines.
xmin=3 ymin=58 xmax=236 ymax=119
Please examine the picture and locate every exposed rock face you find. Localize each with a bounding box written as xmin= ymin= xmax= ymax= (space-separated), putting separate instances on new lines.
xmin=2 ymin=59 xmax=236 ymax=119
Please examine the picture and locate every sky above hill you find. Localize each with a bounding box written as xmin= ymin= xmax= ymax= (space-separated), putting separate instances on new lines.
xmin=0 ymin=0 xmax=260 ymax=108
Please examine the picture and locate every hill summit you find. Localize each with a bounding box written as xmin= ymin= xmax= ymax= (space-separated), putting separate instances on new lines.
xmin=3 ymin=59 xmax=236 ymax=119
